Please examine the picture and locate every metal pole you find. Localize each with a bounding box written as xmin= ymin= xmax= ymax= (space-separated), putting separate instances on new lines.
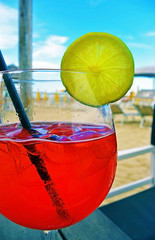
xmin=153 ymin=77 xmax=155 ymax=90
xmin=19 ymin=0 xmax=33 ymax=120
xmin=150 ymin=105 xmax=155 ymax=186
xmin=151 ymin=105 xmax=155 ymax=146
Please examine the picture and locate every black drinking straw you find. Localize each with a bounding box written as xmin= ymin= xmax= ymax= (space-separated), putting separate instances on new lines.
xmin=0 ymin=50 xmax=32 ymax=130
xmin=0 ymin=50 xmax=70 ymax=221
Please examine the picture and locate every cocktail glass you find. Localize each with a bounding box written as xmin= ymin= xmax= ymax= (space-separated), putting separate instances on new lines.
xmin=0 ymin=69 xmax=117 ymax=237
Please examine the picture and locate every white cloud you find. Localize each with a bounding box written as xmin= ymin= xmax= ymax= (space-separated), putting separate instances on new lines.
xmin=32 ymin=60 xmax=60 ymax=69
xmin=0 ymin=3 xmax=68 ymax=69
xmin=33 ymin=35 xmax=68 ymax=68
xmin=144 ymin=31 xmax=155 ymax=37
xmin=0 ymin=3 xmax=18 ymax=49
xmin=127 ymin=42 xmax=152 ymax=49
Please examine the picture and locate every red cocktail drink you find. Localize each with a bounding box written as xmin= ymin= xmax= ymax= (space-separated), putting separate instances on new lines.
xmin=0 ymin=122 xmax=117 ymax=229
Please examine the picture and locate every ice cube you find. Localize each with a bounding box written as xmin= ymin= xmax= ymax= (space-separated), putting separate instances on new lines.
xmin=59 ymin=135 xmax=72 ymax=141
xmin=50 ymin=125 xmax=80 ymax=137
xmin=49 ymin=135 xmax=61 ymax=141
xmin=70 ymin=130 xmax=102 ymax=141
xmin=34 ymin=128 xmax=47 ymax=135
xmin=6 ymin=129 xmax=32 ymax=139
xmin=81 ymin=125 xmax=110 ymax=133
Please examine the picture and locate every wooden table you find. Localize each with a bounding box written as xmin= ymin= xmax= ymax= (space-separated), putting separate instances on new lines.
xmin=0 ymin=209 xmax=131 ymax=240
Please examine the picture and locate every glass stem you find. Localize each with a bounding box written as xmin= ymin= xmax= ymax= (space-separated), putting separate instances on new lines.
xmin=44 ymin=230 xmax=59 ymax=239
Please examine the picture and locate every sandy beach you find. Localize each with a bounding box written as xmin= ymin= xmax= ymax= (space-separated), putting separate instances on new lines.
xmin=1 ymin=101 xmax=153 ymax=206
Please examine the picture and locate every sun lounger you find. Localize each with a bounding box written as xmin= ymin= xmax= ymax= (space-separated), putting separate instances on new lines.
xmin=110 ymin=103 xmax=140 ymax=124
xmin=134 ymin=104 xmax=153 ymax=127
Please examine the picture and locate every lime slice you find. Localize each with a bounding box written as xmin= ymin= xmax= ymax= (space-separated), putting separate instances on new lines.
xmin=61 ymin=32 xmax=134 ymax=107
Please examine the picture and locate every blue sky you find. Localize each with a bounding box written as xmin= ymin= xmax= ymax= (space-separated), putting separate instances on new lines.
xmin=0 ymin=0 xmax=155 ymax=91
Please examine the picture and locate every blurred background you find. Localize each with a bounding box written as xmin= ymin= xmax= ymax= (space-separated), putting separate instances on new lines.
xmin=0 ymin=0 xmax=155 ymax=93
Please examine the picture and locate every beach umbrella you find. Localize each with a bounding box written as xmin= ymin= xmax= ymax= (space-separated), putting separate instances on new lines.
xmin=134 ymin=65 xmax=155 ymax=89
xmin=36 ymin=91 xmax=41 ymax=102
xmin=54 ymin=91 xmax=60 ymax=103
xmin=43 ymin=91 xmax=48 ymax=102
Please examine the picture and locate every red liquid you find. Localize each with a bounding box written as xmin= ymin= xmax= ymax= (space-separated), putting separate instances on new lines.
xmin=0 ymin=122 xmax=117 ymax=230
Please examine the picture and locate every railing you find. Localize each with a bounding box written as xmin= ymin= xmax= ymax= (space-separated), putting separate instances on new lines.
xmin=106 ymin=105 xmax=155 ymax=199
xmin=106 ymin=145 xmax=155 ymax=198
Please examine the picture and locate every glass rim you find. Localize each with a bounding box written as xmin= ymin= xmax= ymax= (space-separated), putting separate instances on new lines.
xmin=0 ymin=68 xmax=86 ymax=75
